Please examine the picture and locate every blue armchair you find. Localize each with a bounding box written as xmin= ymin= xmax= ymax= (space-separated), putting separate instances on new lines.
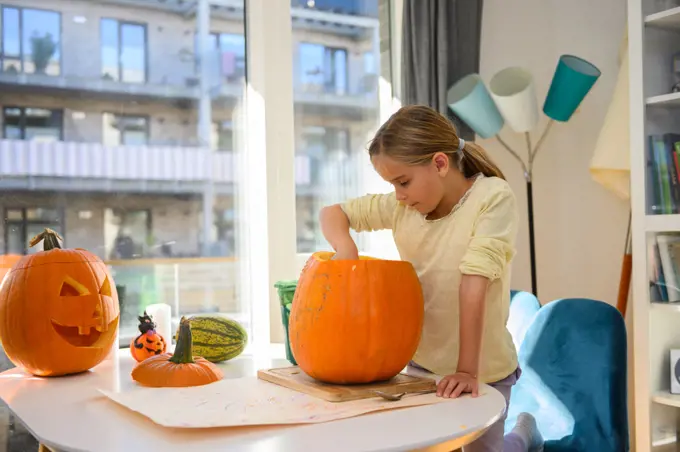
xmin=508 ymin=290 xmax=542 ymax=351
xmin=505 ymin=298 xmax=629 ymax=452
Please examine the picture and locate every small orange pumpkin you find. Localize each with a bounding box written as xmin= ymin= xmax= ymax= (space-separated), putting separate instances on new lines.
xmin=289 ymin=251 xmax=424 ymax=384
xmin=130 ymin=311 xmax=167 ymax=362
xmin=131 ymin=316 xmax=223 ymax=387
xmin=0 ymin=229 xmax=120 ymax=377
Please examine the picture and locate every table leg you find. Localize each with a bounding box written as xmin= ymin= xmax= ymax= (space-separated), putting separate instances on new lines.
xmin=410 ymin=429 xmax=483 ymax=451
xmin=38 ymin=444 xmax=55 ymax=452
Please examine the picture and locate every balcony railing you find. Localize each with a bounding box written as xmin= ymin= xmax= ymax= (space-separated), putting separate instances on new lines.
xmin=291 ymin=0 xmax=378 ymax=18
xmin=0 ymin=139 xmax=314 ymax=185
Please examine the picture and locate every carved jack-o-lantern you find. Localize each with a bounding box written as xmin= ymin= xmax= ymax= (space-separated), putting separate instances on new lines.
xmin=0 ymin=229 xmax=120 ymax=377
xmin=130 ymin=311 xmax=167 ymax=362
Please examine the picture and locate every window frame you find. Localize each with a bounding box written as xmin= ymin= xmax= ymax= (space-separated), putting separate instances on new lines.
xmin=0 ymin=5 xmax=62 ymax=76
xmin=298 ymin=41 xmax=349 ymax=95
xmin=2 ymin=106 xmax=64 ymax=141
xmin=3 ymin=207 xmax=66 ymax=254
xmin=102 ymin=112 xmax=150 ymax=146
xmin=100 ymin=17 xmax=149 ymax=84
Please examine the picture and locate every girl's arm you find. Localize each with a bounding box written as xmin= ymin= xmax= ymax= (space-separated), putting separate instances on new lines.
xmin=319 ymin=193 xmax=398 ymax=259
xmin=320 ymin=205 xmax=359 ymax=260
xmin=436 ymin=274 xmax=488 ymax=399
xmin=456 ymin=274 xmax=489 ymax=384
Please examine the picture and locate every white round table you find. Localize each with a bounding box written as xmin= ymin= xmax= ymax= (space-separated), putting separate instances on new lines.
xmin=0 ymin=347 xmax=507 ymax=452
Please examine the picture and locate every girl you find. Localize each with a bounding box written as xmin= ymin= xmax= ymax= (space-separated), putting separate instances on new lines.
xmin=319 ymin=105 xmax=543 ymax=452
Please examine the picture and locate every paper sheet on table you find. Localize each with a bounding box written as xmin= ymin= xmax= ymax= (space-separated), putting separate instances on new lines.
xmin=99 ymin=377 xmax=459 ymax=428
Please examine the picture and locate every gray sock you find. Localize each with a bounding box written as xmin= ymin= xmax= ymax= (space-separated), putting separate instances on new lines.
xmin=510 ymin=412 xmax=544 ymax=452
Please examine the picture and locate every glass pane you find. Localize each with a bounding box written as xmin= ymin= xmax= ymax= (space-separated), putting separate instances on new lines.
xmin=293 ymin=0 xmax=387 ymax=253
xmin=101 ymin=18 xmax=119 ymax=81
xmin=102 ymin=112 xmax=121 ymax=146
xmin=299 ymin=42 xmax=325 ymax=93
xmin=24 ymin=108 xmax=62 ymax=141
xmin=22 ymin=8 xmax=61 ymax=76
xmin=5 ymin=209 xmax=22 ymax=221
xmin=122 ymin=130 xmax=147 ymax=146
xmin=0 ymin=1 xmax=249 ymax=349
xmin=2 ymin=8 xmax=20 ymax=59
xmin=120 ymin=23 xmax=146 ymax=83
xmin=5 ymin=224 xmax=23 ymax=254
xmin=25 ymin=207 xmax=61 ymax=222
xmin=218 ymin=34 xmax=246 ymax=83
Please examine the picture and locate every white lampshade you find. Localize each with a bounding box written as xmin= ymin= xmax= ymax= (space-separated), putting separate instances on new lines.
xmin=489 ymin=67 xmax=539 ymax=133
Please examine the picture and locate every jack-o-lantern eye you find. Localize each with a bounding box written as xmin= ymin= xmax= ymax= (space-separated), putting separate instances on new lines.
xmin=99 ymin=276 xmax=112 ymax=297
xmin=59 ymin=276 xmax=90 ymax=297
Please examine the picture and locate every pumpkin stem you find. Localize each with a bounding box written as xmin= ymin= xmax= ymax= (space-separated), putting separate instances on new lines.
xmin=169 ymin=316 xmax=194 ymax=364
xmin=29 ymin=228 xmax=63 ymax=251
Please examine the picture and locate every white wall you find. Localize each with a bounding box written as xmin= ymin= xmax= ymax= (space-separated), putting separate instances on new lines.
xmin=479 ymin=0 xmax=628 ymax=305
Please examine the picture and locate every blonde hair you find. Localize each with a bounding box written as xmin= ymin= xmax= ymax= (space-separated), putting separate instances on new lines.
xmin=367 ymin=105 xmax=505 ymax=180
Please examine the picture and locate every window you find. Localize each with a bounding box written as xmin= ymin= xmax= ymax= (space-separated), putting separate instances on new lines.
xmin=0 ymin=0 xmax=394 ymax=352
xmin=197 ymin=32 xmax=246 ymax=84
xmin=102 ymin=113 xmax=149 ymax=146
xmin=299 ymin=43 xmax=348 ymax=95
xmin=293 ymin=1 xmax=387 ymax=253
xmin=296 ymin=127 xmax=355 ymax=252
xmin=211 ymin=120 xmax=234 ymax=151
xmin=1 ymin=6 xmax=61 ymax=75
xmin=101 ymin=19 xmax=147 ymax=83
xmin=4 ymin=208 xmax=64 ymax=254
xmin=3 ymin=107 xmax=63 ymax=141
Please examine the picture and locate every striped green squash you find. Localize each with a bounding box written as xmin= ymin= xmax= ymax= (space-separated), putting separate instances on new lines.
xmin=178 ymin=315 xmax=248 ymax=363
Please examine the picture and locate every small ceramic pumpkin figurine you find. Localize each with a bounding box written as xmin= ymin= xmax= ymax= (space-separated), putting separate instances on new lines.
xmin=130 ymin=311 xmax=167 ymax=362
xmin=0 ymin=228 xmax=120 ymax=377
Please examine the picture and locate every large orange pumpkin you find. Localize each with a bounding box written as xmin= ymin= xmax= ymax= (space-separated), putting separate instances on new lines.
xmin=289 ymin=251 xmax=424 ymax=384
xmin=0 ymin=254 xmax=21 ymax=285
xmin=0 ymin=229 xmax=120 ymax=377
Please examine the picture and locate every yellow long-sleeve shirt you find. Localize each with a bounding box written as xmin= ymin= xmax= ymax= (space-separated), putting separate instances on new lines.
xmin=341 ymin=175 xmax=518 ymax=382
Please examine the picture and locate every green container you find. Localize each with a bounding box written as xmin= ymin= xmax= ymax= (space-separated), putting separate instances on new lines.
xmin=274 ymin=280 xmax=298 ymax=365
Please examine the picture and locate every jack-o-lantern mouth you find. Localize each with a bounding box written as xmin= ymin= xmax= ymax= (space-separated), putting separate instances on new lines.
xmin=51 ymin=318 xmax=118 ymax=348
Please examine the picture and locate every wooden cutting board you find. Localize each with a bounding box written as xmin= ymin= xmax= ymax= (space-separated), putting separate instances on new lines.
xmin=257 ymin=366 xmax=437 ymax=402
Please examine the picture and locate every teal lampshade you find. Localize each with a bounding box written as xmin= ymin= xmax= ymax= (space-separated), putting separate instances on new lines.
xmin=447 ymin=74 xmax=504 ymax=139
xmin=543 ymin=55 xmax=601 ymax=122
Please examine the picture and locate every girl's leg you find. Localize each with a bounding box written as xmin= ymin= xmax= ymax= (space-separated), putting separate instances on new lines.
xmin=462 ymin=383 xmax=542 ymax=451
xmin=462 ymin=384 xmax=511 ymax=452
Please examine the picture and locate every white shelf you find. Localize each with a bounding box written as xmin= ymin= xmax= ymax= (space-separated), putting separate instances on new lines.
xmin=653 ymin=442 xmax=679 ymax=452
xmin=654 ymin=390 xmax=680 ymax=408
xmin=646 ymin=214 xmax=680 ymax=232
xmin=647 ymin=92 xmax=680 ymax=107
xmin=646 ymin=7 xmax=680 ymax=30
xmin=652 ymin=302 xmax=680 ymax=312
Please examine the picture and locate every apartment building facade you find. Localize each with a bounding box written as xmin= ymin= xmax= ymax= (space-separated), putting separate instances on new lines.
xmin=0 ymin=0 xmax=383 ymax=257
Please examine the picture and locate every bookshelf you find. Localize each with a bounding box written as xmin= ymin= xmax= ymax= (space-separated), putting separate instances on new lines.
xmin=630 ymin=1 xmax=680 ymax=449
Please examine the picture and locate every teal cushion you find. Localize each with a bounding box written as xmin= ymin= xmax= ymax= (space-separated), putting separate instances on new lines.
xmin=505 ymin=298 xmax=629 ymax=452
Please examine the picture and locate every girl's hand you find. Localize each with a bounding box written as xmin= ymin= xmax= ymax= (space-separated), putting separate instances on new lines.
xmin=332 ymin=239 xmax=359 ymax=260
xmin=436 ymin=372 xmax=479 ymax=398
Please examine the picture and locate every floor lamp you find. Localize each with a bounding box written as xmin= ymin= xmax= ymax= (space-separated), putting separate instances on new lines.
xmin=447 ymin=55 xmax=601 ymax=297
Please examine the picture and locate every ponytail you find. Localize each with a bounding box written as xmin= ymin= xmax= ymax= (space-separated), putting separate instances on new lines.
xmin=457 ymin=139 xmax=506 ymax=180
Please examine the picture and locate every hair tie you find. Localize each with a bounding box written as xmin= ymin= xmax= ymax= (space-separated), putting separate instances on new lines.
xmin=458 ymin=138 xmax=465 ymax=150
